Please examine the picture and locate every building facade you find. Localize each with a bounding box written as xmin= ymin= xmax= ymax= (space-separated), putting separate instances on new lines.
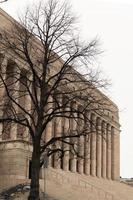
xmin=0 ymin=8 xmax=127 ymax=200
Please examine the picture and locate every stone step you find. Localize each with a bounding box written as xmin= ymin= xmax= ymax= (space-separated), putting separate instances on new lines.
xmin=1 ymin=168 xmax=133 ymax=200
xmin=40 ymin=168 xmax=133 ymax=200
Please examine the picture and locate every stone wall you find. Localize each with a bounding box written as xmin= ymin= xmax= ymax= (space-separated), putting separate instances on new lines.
xmin=0 ymin=140 xmax=32 ymax=189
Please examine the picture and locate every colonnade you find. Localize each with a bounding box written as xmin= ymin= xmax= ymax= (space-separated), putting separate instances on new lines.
xmin=44 ymin=97 xmax=120 ymax=181
xmin=0 ymin=55 xmax=120 ymax=180
xmin=0 ymin=55 xmax=30 ymax=141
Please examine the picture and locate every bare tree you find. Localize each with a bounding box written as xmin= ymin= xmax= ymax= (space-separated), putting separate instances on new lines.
xmin=0 ymin=0 xmax=111 ymax=199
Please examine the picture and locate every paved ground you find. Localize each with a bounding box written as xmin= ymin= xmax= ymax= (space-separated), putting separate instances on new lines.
xmin=0 ymin=184 xmax=58 ymax=200
xmin=0 ymin=192 xmax=57 ymax=200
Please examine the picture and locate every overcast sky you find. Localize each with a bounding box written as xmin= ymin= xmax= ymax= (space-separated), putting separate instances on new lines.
xmin=1 ymin=0 xmax=133 ymax=178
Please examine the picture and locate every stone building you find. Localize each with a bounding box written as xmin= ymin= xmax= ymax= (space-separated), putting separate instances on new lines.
xmin=0 ymin=8 xmax=133 ymax=200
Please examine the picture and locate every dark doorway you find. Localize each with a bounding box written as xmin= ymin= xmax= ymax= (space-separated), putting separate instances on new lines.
xmin=29 ymin=160 xmax=32 ymax=179
xmin=61 ymin=157 xmax=63 ymax=169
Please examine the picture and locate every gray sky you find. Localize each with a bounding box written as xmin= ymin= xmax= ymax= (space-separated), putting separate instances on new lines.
xmin=1 ymin=0 xmax=133 ymax=178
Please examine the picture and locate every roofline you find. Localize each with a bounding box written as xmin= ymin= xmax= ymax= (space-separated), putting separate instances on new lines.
xmin=0 ymin=8 xmax=119 ymax=111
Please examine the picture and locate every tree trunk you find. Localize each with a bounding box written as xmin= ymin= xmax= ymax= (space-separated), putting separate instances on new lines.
xmin=28 ymin=139 xmax=41 ymax=200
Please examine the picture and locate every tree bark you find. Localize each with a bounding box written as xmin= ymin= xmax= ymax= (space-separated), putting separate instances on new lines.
xmin=28 ymin=139 xmax=41 ymax=200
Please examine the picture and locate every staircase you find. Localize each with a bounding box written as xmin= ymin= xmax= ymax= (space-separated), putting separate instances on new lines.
xmin=39 ymin=167 xmax=133 ymax=200
xmin=1 ymin=168 xmax=133 ymax=200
